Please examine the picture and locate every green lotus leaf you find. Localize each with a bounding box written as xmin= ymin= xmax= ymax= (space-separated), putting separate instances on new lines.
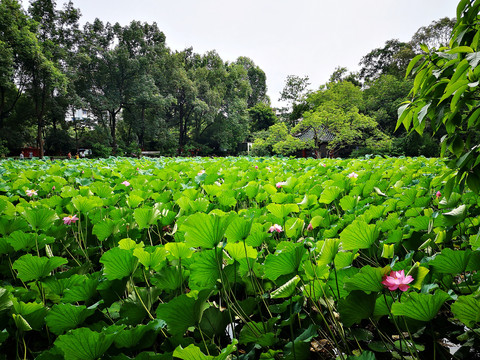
xmin=406 ymin=216 xmax=430 ymax=231
xmin=340 ymin=220 xmax=379 ymax=250
xmin=6 ymin=231 xmax=54 ymax=252
xmin=100 ymin=247 xmax=137 ymax=280
xmin=173 ymin=344 xmax=213 ymax=360
xmin=239 ymin=317 xmax=279 ymax=347
xmin=271 ymin=275 xmax=300 ymax=299
xmin=113 ymin=320 xmax=161 ymax=349
xmin=338 ymin=291 xmax=376 ymax=327
xmin=46 ymin=303 xmax=96 ymax=335
xmin=397 ymin=188 xmax=417 ymax=208
xmin=266 ymin=203 xmax=299 ymax=219
xmin=133 ymin=246 xmax=167 ymax=271
xmin=408 ymin=264 xmax=429 ymax=290
xmin=225 ymin=242 xmax=257 ymax=261
xmin=441 ymin=204 xmax=467 ymax=226
xmin=285 ymin=217 xmax=304 ymax=239
xmin=12 ymin=254 xmax=67 ymax=282
xmin=430 ymin=248 xmax=471 ymax=274
xmin=127 ymin=194 xmax=144 ymax=208
xmin=344 ymin=266 xmax=390 ymax=293
xmin=244 ymin=182 xmax=259 ymax=199
xmin=71 ymin=195 xmax=102 ymax=213
xmin=264 ymin=242 xmax=305 ymax=281
xmin=189 ymin=250 xmax=220 ymax=290
xmin=12 ymin=299 xmax=48 ymax=330
xmin=0 ymin=288 xmax=12 ymax=312
xmin=12 ymin=314 xmax=32 ymax=332
xmin=451 ymin=295 xmax=480 ymax=328
xmin=373 ymin=295 xmax=394 ymax=317
xmin=297 ymin=194 xmax=318 ymax=208
xmin=89 ymin=182 xmax=113 ymax=198
xmin=156 ymin=290 xmax=210 ymax=336
xmin=62 ymin=274 xmax=100 ymax=303
xmin=391 ymin=290 xmax=450 ymax=321
xmin=134 ymin=207 xmax=161 ymax=230
xmin=316 ymin=238 xmax=340 ymax=265
xmin=151 ymin=266 xmax=184 ymax=291
xmin=92 ymin=219 xmax=118 ymax=241
xmin=55 ymin=327 xmax=117 ymax=360
xmin=339 ymin=195 xmax=357 ymax=212
xmin=303 ymin=280 xmax=329 ymax=302
xmin=165 ymin=242 xmax=194 ymax=259
xmin=22 ymin=207 xmax=58 ymax=231
xmin=198 ymin=306 xmax=231 ymax=338
xmin=118 ymin=238 xmax=143 ymax=250
xmin=225 ymin=217 xmax=252 ymax=243
xmin=319 ymin=186 xmax=342 ymax=204
xmin=181 ymin=212 xmax=234 ymax=248
xmin=379 ymin=214 xmax=401 ymax=232
xmin=245 ymin=223 xmax=267 ymax=247
xmin=302 ymin=261 xmax=329 ymax=280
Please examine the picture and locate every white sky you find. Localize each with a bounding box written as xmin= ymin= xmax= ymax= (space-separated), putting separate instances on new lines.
xmin=24 ymin=0 xmax=459 ymax=107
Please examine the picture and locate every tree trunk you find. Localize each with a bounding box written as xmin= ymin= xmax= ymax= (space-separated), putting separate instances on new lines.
xmin=110 ymin=111 xmax=117 ymax=154
xmin=37 ymin=119 xmax=44 ymax=159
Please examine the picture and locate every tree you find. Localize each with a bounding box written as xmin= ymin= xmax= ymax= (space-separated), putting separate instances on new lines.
xmin=329 ymin=66 xmax=361 ymax=87
xmin=236 ymin=56 xmax=269 ymax=108
xmin=297 ymin=103 xmax=389 ymax=157
xmin=0 ymin=0 xmax=68 ymax=155
xmin=248 ymin=102 xmax=277 ymax=132
xmin=359 ymin=39 xmax=415 ymax=82
xmin=297 ymin=81 xmax=390 ymax=157
xmin=278 ymin=75 xmax=311 ymax=126
xmin=306 ymin=81 xmax=364 ymax=113
xmin=411 ymin=17 xmax=456 ymax=52
xmin=251 ymin=122 xmax=303 ymax=156
xmin=363 ymin=74 xmax=413 ymax=135
xmin=397 ymin=0 xmax=480 ymax=193
xmin=25 ymin=0 xmax=80 ymax=157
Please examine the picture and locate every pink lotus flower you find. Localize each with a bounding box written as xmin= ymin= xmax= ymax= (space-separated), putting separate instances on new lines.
xmin=81 ymin=170 xmax=84 ymax=174
xmin=381 ymin=270 xmax=414 ymax=291
xmin=276 ymin=181 xmax=288 ymax=188
xmin=122 ymin=181 xmax=130 ymax=187
xmin=198 ymin=170 xmax=205 ymax=176
xmin=268 ymin=224 xmax=283 ymax=233
xmin=52 ymin=186 xmax=55 ymax=191
xmin=307 ymin=223 xmax=313 ymax=231
xmin=347 ymin=172 xmax=358 ymax=179
xmin=321 ymin=163 xmax=326 ymax=167
xmin=436 ymin=191 xmax=441 ymax=199
xmin=255 ymin=165 xmax=258 ymax=169
xmin=63 ymin=214 xmax=79 ymax=225
xmin=136 ymin=168 xmax=140 ymax=171
xmin=26 ymin=189 xmax=37 ymax=197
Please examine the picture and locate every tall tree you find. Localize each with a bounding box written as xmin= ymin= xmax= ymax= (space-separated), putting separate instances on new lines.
xmin=358 ymin=39 xmax=415 ymax=82
xmin=248 ymin=102 xmax=277 ymax=132
xmin=410 ymin=17 xmax=456 ymax=52
xmin=279 ymin=75 xmax=311 ymax=126
xmin=25 ymin=0 xmax=79 ymax=157
xmin=236 ymin=56 xmax=268 ymax=107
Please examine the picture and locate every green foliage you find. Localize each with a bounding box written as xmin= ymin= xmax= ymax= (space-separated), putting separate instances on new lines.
xmin=248 ymin=102 xmax=277 ymax=132
xmin=295 ymin=82 xmax=391 ymax=157
xmin=0 ymin=156 xmax=479 ymax=359
xmin=398 ymin=1 xmax=480 ymax=193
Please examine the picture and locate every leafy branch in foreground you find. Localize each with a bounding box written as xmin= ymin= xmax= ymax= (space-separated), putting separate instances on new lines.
xmin=397 ymin=0 xmax=480 ymax=194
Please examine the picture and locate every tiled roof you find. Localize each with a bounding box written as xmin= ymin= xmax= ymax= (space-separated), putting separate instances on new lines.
xmin=294 ymin=126 xmax=335 ymax=142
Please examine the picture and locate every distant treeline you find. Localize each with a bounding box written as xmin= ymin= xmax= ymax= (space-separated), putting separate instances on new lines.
xmin=0 ymin=0 xmax=455 ymax=157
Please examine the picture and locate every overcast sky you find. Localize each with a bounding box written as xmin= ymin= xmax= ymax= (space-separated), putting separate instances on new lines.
xmin=24 ymin=0 xmax=459 ymax=107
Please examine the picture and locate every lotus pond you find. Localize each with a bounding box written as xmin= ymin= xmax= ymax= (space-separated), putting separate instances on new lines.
xmin=0 ymin=156 xmax=479 ymax=359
